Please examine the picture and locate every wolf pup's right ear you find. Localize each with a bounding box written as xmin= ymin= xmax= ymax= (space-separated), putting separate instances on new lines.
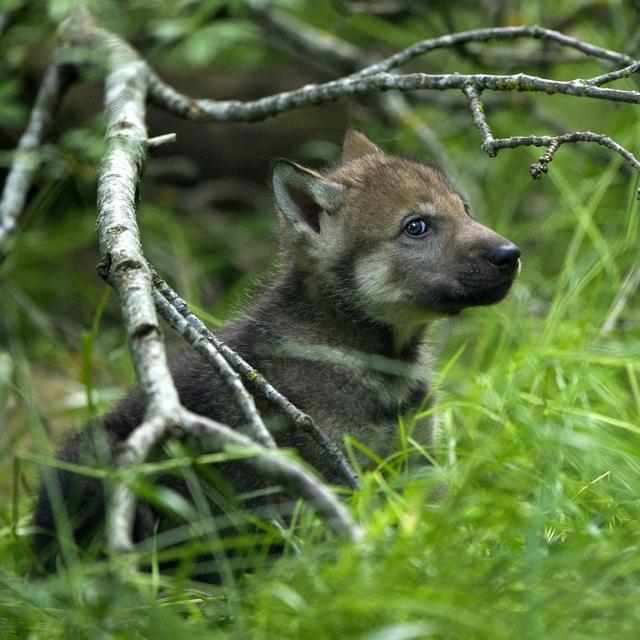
xmin=271 ymin=160 xmax=345 ymax=235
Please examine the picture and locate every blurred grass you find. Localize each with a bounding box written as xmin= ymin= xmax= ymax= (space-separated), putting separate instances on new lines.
xmin=2 ymin=0 xmax=640 ymax=637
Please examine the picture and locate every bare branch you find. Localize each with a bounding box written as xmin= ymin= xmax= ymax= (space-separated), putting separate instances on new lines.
xmin=95 ymin=54 xmax=180 ymax=424
xmin=182 ymin=410 xmax=362 ymax=541
xmin=351 ymin=25 xmax=634 ymax=78
xmin=146 ymin=133 xmax=177 ymax=148
xmin=144 ymin=20 xmax=640 ymax=190
xmin=248 ymin=4 xmax=459 ymax=191
xmin=587 ymin=61 xmax=640 ymax=87
xmin=151 ymin=271 xmax=361 ymax=491
xmin=490 ymin=132 xmax=640 ymax=193
xmin=108 ymin=408 xmax=362 ymax=552
xmin=462 ymin=84 xmax=495 ymax=156
xmin=77 ymin=17 xmax=188 ymax=554
xmin=108 ymin=414 xmax=169 ymax=552
xmin=145 ymin=21 xmax=640 ymax=188
xmin=152 ymin=288 xmax=277 ymax=449
xmin=52 ymin=10 xmax=362 ymax=552
xmin=0 ymin=64 xmax=73 ymax=261
xmin=148 ymin=71 xmax=640 ymax=124
xmin=529 ymin=139 xmax=560 ymax=179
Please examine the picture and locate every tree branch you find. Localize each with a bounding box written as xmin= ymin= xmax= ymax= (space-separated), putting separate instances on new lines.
xmin=182 ymin=410 xmax=361 ymax=541
xmin=149 ymin=70 xmax=640 ymax=124
xmin=462 ymin=83 xmax=496 ymax=156
xmin=152 ymin=288 xmax=276 ymax=449
xmin=247 ymin=3 xmax=459 ymax=192
xmin=351 ymin=25 xmax=634 ymax=78
xmin=151 ymin=270 xmax=361 ymax=491
xmin=490 ymin=132 xmax=640 ymax=185
xmin=109 ymin=408 xmax=362 ymax=552
xmin=51 ymin=10 xmax=362 ymax=553
xmin=0 ymin=64 xmax=73 ymax=262
xmin=587 ymin=60 xmax=640 ymax=86
xmin=144 ymin=22 xmax=640 ymax=188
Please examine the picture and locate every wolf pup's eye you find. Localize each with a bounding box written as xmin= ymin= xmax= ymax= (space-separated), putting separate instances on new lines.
xmin=404 ymin=217 xmax=428 ymax=237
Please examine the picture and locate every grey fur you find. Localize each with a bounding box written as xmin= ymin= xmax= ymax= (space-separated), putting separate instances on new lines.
xmin=33 ymin=131 xmax=519 ymax=573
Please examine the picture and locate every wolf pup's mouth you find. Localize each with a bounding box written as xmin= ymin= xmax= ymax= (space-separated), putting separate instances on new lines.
xmin=427 ymin=276 xmax=516 ymax=315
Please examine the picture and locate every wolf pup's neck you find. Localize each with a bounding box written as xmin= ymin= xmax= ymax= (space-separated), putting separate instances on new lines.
xmin=249 ymin=261 xmax=427 ymax=366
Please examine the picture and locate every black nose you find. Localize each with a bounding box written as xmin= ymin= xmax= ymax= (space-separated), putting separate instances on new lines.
xmin=487 ymin=243 xmax=521 ymax=271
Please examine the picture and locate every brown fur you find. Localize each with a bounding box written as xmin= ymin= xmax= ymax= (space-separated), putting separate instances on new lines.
xmin=276 ymin=129 xmax=520 ymax=333
xmin=33 ymin=129 xmax=520 ymax=572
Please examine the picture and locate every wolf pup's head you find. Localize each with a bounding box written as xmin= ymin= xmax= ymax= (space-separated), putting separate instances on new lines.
xmin=272 ymin=129 xmax=520 ymax=331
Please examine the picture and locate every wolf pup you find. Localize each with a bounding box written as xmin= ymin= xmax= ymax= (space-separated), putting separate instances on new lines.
xmin=34 ymin=129 xmax=520 ymax=568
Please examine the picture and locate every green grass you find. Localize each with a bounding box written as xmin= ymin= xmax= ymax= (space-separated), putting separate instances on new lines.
xmin=1 ymin=157 xmax=639 ymax=639
xmin=2 ymin=1 xmax=640 ymax=635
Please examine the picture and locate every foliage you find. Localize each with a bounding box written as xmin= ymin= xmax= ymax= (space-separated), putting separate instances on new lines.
xmin=1 ymin=0 xmax=640 ymax=638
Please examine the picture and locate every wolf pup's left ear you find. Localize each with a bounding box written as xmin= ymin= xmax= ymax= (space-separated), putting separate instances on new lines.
xmin=342 ymin=128 xmax=383 ymax=162
xmin=271 ymin=160 xmax=345 ymax=235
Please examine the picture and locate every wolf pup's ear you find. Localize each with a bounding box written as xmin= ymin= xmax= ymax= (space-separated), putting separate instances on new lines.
xmin=342 ymin=128 xmax=383 ymax=162
xmin=271 ymin=160 xmax=345 ymax=234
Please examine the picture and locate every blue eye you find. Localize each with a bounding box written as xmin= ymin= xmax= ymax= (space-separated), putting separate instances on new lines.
xmin=404 ymin=217 xmax=428 ymax=237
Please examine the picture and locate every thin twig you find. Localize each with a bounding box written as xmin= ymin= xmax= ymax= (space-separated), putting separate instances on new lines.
xmin=182 ymin=410 xmax=362 ymax=541
xmin=152 ymin=289 xmax=277 ymax=449
xmin=108 ymin=414 xmax=169 ymax=552
xmin=151 ymin=270 xmax=361 ymax=490
xmin=530 ymin=139 xmax=560 ymax=178
xmin=0 ymin=64 xmax=73 ymax=261
xmin=148 ymin=70 xmax=640 ymax=124
xmin=351 ymin=25 xmax=634 ymax=78
xmin=490 ymin=132 xmax=640 ymax=195
xmin=586 ymin=61 xmax=640 ymax=87
xmin=462 ymin=83 xmax=495 ymax=156
xmin=248 ymin=3 xmax=459 ymax=188
xmin=146 ymin=133 xmax=177 ymax=148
